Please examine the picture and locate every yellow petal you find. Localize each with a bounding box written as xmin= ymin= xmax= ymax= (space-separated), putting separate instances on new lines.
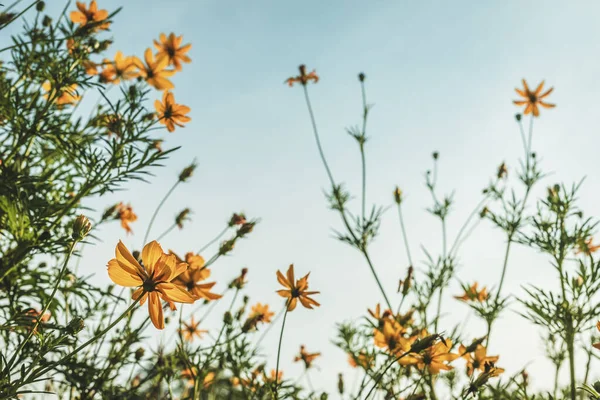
xmin=148 ymin=292 xmax=164 ymax=329
xmin=107 ymin=259 xmax=142 ymax=287
xmin=142 ymin=240 xmax=164 ymax=274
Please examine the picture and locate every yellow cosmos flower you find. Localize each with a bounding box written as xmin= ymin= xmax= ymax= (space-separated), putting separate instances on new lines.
xmin=459 ymin=344 xmax=500 ymax=377
xmin=70 ymin=1 xmax=110 ymax=31
xmin=99 ymin=51 xmax=138 ymax=84
xmin=402 ymin=339 xmax=459 ymax=374
xmin=374 ymin=319 xmax=411 ymax=356
xmin=293 ymin=345 xmax=321 ymax=369
xmin=107 ymin=240 xmax=196 ymax=329
xmin=285 ymin=64 xmax=319 ymax=87
xmin=179 ymin=316 xmax=208 ymax=342
xmin=116 ymin=203 xmax=137 ymax=235
xmin=154 ymin=91 xmax=191 ymax=133
xmin=348 ymin=351 xmax=374 ymax=369
xmin=153 ymin=33 xmax=192 ymax=71
xmin=276 ymin=264 xmax=320 ymax=311
xmin=171 ymin=252 xmax=222 ymax=301
xmin=42 ymin=82 xmax=80 ymax=107
xmin=133 ymin=48 xmax=175 ymax=90
xmin=513 ymin=79 xmax=555 ymax=117
xmin=455 ymin=282 xmax=488 ymax=302
xmin=576 ymin=237 xmax=600 ymax=256
xmin=250 ymin=303 xmax=274 ymax=324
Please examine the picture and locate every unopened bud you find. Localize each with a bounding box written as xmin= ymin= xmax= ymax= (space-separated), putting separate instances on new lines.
xmin=432 ymin=151 xmax=439 ymax=160
xmin=42 ymin=15 xmax=52 ymax=27
xmin=66 ymin=317 xmax=84 ymax=335
xmin=229 ymin=213 xmax=247 ymax=227
xmin=223 ymin=311 xmax=233 ymax=325
xmin=410 ymin=334 xmax=440 ymax=353
xmin=178 ymin=161 xmax=197 ymax=182
xmin=36 ymin=2 xmax=46 ymax=12
xmin=72 ymin=215 xmax=92 ymax=240
xmin=175 ymin=208 xmax=191 ymax=229
xmin=219 ymin=239 xmax=236 ymax=255
xmin=358 ymin=72 xmax=365 ymax=82
xmin=337 ymin=373 xmax=344 ymax=394
xmin=394 ymin=186 xmax=403 ymax=204
xmin=515 ymin=113 xmax=522 ymax=122
xmin=237 ymin=221 xmax=255 ymax=237
xmin=134 ymin=347 xmax=145 ymax=360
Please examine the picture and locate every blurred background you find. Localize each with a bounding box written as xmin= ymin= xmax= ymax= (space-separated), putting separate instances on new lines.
xmin=7 ymin=0 xmax=600 ymax=394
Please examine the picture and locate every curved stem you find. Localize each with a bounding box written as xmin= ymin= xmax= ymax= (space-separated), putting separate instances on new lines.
xmin=274 ymin=307 xmax=290 ymax=398
xmin=31 ymin=299 xmax=140 ymax=381
xmin=143 ymin=180 xmax=180 ymax=245
xmin=156 ymin=223 xmax=177 ymax=242
xmin=364 ymin=350 xmax=410 ymax=399
xmin=6 ymin=240 xmax=77 ymax=372
xmin=396 ymin=203 xmax=413 ymax=268
xmin=198 ymin=226 xmax=229 ymax=254
xmin=302 ymin=85 xmax=334 ymax=185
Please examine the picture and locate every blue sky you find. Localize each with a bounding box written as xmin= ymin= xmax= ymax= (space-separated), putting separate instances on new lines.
xmin=9 ymin=0 xmax=600 ymax=395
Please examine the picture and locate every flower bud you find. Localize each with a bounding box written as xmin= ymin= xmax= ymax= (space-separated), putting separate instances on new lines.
xmin=337 ymin=373 xmax=344 ymax=394
xmin=36 ymin=2 xmax=46 ymax=12
xmin=66 ymin=317 xmax=85 ymax=335
xmin=432 ymin=151 xmax=439 ymax=160
xmin=175 ymin=208 xmax=191 ymax=229
xmin=229 ymin=213 xmax=247 ymax=227
xmin=393 ymin=186 xmax=403 ymax=205
xmin=515 ymin=113 xmax=522 ymax=121
xmin=223 ymin=311 xmax=233 ymax=325
xmin=219 ymin=239 xmax=236 ymax=255
xmin=72 ymin=215 xmax=92 ymax=240
xmin=237 ymin=221 xmax=255 ymax=237
xmin=358 ymin=72 xmax=365 ymax=82
xmin=410 ymin=334 xmax=440 ymax=353
xmin=134 ymin=347 xmax=145 ymax=360
xmin=178 ymin=161 xmax=197 ymax=182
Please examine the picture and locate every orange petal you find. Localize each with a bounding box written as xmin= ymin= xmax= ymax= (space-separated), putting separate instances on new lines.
xmin=148 ymin=292 xmax=164 ymax=329
xmin=107 ymin=259 xmax=143 ymax=287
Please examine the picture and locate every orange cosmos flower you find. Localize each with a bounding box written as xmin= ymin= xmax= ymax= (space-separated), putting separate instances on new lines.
xmin=576 ymin=237 xmax=600 ymax=256
xmin=513 ymin=79 xmax=555 ymax=117
xmin=107 ymin=240 xmax=196 ymax=329
xmin=374 ymin=319 xmax=411 ymax=356
xmin=116 ymin=203 xmax=137 ymax=235
xmin=348 ymin=352 xmax=374 ymax=369
xmin=459 ymin=344 xmax=501 ymax=377
xmin=153 ymin=33 xmax=192 ymax=71
xmin=368 ymin=303 xmax=393 ymax=330
xmin=42 ymin=82 xmax=80 ymax=107
xmin=455 ymin=282 xmax=488 ymax=302
xmin=402 ymin=339 xmax=459 ymax=374
xmin=171 ymin=254 xmax=222 ymax=301
xmin=70 ymin=1 xmax=110 ymax=31
xmin=285 ymin=64 xmax=319 ymax=87
xmin=82 ymin=60 xmax=98 ymax=76
xmin=179 ymin=316 xmax=208 ymax=342
xmin=263 ymin=369 xmax=283 ymax=384
xmin=24 ymin=309 xmax=51 ymax=334
xmin=154 ymin=91 xmax=191 ymax=132
xmin=250 ymin=303 xmax=274 ymax=324
xmin=294 ymin=345 xmax=321 ymax=369
xmin=133 ymin=48 xmax=175 ymax=90
xmin=276 ymin=264 xmax=320 ymax=311
xmin=99 ymin=51 xmax=138 ymax=84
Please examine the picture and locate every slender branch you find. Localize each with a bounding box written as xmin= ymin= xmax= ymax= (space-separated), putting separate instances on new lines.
xmin=143 ymin=180 xmax=180 ymax=245
xmin=198 ymin=226 xmax=229 ymax=254
xmin=274 ymin=307 xmax=290 ymax=398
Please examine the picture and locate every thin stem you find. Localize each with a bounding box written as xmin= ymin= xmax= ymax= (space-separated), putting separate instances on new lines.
xmin=198 ymin=226 xmax=229 ymax=254
xmin=31 ymin=299 xmax=140 ymax=381
xmin=143 ymin=180 xmax=180 ymax=245
xmin=6 ymin=240 xmax=77 ymax=372
xmin=396 ymin=203 xmax=414 ymax=268
xmin=274 ymin=307 xmax=290 ymax=398
xmin=302 ymin=85 xmax=335 ymax=185
xmin=301 ymin=85 xmax=392 ymax=310
xmin=434 ymin=218 xmax=447 ymax=333
xmin=364 ymin=351 xmax=410 ymax=399
xmin=486 ymin=237 xmax=512 ymax=348
xmin=359 ymin=80 xmax=369 ymax=222
xmin=256 ymin=308 xmax=284 ymax=348
xmin=156 ymin=223 xmax=177 ymax=242
xmin=449 ymin=195 xmax=490 ymax=256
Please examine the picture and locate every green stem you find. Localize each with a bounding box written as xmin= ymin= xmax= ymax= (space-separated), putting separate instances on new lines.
xmin=274 ymin=307 xmax=290 ymax=398
xmin=364 ymin=351 xmax=410 ymax=399
xmin=143 ymin=180 xmax=180 ymax=245
xmin=6 ymin=240 xmax=77 ymax=372
xmin=256 ymin=308 xmax=284 ymax=347
xmin=156 ymin=223 xmax=177 ymax=242
xmin=301 ymin=84 xmax=392 ymax=311
xmin=486 ymin=237 xmax=512 ymax=348
xmin=397 ymin=203 xmax=414 ymax=268
xmin=198 ymin=226 xmax=229 ymax=254
xmin=30 ymin=299 xmax=140 ymax=381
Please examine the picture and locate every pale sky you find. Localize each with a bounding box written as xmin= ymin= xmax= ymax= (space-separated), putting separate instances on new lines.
xmin=9 ymin=0 xmax=600 ymax=396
